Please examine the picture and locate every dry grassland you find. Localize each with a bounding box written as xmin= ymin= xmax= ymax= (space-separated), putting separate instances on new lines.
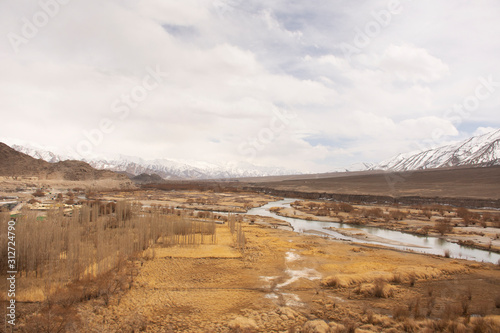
xmin=100 ymin=189 xmax=278 ymax=213
xmin=2 ymin=187 xmax=500 ymax=332
xmin=7 ymin=219 xmax=498 ymax=332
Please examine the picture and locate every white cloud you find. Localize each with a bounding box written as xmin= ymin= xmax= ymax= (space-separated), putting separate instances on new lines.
xmin=473 ymin=127 xmax=497 ymax=137
xmin=0 ymin=0 xmax=499 ymax=172
xmin=130 ymin=0 xmax=211 ymax=26
xmin=379 ymin=44 xmax=449 ymax=83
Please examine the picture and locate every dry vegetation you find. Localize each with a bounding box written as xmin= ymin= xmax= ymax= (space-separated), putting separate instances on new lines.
xmin=99 ymin=188 xmax=278 ymax=213
xmin=1 ymin=185 xmax=500 ymax=332
xmin=0 ymin=199 xmax=225 ymax=331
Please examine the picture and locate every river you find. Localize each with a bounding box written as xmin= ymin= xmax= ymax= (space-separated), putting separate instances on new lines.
xmin=246 ymin=199 xmax=500 ymax=264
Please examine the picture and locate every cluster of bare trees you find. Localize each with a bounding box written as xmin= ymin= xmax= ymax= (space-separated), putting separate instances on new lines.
xmin=227 ymin=214 xmax=246 ymax=251
xmin=0 ymin=201 xmax=217 ymax=283
xmin=291 ymin=201 xmax=355 ymax=217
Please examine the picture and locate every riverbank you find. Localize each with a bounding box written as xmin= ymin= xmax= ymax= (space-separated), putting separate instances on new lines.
xmin=268 ymin=201 xmax=500 ymax=256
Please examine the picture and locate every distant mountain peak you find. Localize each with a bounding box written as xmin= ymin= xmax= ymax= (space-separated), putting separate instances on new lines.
xmin=375 ymin=128 xmax=500 ymax=171
xmin=7 ymin=142 xmax=300 ymax=180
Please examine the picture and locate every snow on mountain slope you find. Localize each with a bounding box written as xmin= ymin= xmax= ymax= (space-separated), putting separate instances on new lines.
xmin=5 ymin=141 xmax=298 ymax=180
xmin=330 ymin=162 xmax=375 ymax=172
xmin=375 ymin=129 xmax=500 ymax=171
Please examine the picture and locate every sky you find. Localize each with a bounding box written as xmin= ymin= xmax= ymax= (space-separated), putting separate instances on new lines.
xmin=1 ymin=0 xmax=499 ymax=173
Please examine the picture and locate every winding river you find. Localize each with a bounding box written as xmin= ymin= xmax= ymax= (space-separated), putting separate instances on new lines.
xmin=246 ymin=199 xmax=500 ymax=264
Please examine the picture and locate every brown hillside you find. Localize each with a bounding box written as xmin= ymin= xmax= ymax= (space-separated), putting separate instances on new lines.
xmin=252 ymin=166 xmax=500 ymax=200
xmin=0 ymin=142 xmax=126 ymax=181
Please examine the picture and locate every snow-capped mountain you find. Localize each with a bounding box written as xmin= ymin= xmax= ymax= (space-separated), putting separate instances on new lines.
xmin=375 ymin=129 xmax=500 ymax=171
xmin=330 ymin=162 xmax=375 ymax=172
xmin=6 ymin=142 xmax=299 ymax=180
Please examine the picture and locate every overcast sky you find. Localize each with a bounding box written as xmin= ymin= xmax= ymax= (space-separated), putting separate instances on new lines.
xmin=1 ymin=0 xmax=499 ymax=172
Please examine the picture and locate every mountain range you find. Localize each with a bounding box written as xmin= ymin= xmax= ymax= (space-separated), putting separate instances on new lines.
xmin=0 ymin=142 xmax=126 ymax=181
xmin=5 ymin=142 xmax=299 ymax=180
xmin=2 ymin=128 xmax=499 ymax=179
xmin=374 ymin=128 xmax=500 ymax=171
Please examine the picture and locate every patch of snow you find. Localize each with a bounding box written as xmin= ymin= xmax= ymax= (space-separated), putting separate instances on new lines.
xmin=276 ymin=268 xmax=322 ymax=288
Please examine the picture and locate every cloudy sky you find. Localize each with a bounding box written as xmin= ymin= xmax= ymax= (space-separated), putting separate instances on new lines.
xmin=1 ymin=0 xmax=499 ymax=172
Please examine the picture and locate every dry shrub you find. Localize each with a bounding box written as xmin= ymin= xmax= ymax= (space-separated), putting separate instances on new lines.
xmin=390 ymin=271 xmax=417 ymax=286
xmin=423 ymin=209 xmax=433 ymax=219
xmin=390 ymin=209 xmax=408 ymax=220
xmin=428 ymin=205 xmax=443 ymax=215
xmin=422 ymin=319 xmax=454 ymax=332
xmin=435 ymin=218 xmax=453 ymax=235
xmin=398 ymin=319 xmax=418 ymax=333
xmin=390 ymin=267 xmax=461 ymax=285
xmin=336 ymin=319 xmax=357 ymax=333
xmin=370 ymin=314 xmax=392 ymax=327
xmin=391 ymin=273 xmax=403 ymax=284
xmin=363 ymin=309 xmax=374 ymax=324
xmin=322 ymin=275 xmax=342 ymax=288
xmin=456 ymin=207 xmax=470 ymax=219
xmin=338 ymin=203 xmax=354 ymax=213
xmin=393 ymin=305 xmax=410 ymax=321
xmin=316 ymin=209 xmax=329 ymax=216
xmin=357 ymin=279 xmax=395 ymax=298
xmin=373 ymin=279 xmax=388 ymax=298
xmin=430 ymin=320 xmax=470 ymax=333
xmin=322 ymin=272 xmax=395 ymax=290
xmin=470 ymin=317 xmax=496 ymax=333
xmin=418 ymin=225 xmax=432 ymax=235
xmin=362 ymin=207 xmax=384 ymax=218
xmin=409 ymin=273 xmax=417 ymax=287
xmin=33 ymin=189 xmax=45 ymax=197
xmin=447 ymin=321 xmax=468 ymax=333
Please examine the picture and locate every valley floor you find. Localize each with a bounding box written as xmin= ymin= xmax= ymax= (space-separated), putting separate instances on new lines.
xmin=74 ymin=222 xmax=500 ymax=332
xmin=2 ymin=186 xmax=500 ymax=332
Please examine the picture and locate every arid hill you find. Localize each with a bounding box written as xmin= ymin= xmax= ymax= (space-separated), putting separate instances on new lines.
xmin=0 ymin=142 xmax=126 ymax=181
xmin=131 ymin=173 xmax=165 ymax=184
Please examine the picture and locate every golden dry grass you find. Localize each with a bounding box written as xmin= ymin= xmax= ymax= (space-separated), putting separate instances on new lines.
xmin=4 ymin=191 xmax=500 ymax=332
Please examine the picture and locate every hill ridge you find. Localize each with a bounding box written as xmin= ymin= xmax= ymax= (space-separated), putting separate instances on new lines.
xmin=0 ymin=142 xmax=126 ymax=181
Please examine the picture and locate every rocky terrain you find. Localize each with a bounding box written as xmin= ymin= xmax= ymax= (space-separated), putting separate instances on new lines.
xmin=0 ymin=142 xmax=127 ymax=182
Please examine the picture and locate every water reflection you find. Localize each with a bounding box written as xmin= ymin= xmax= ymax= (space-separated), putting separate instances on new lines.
xmin=246 ymin=199 xmax=500 ymax=264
